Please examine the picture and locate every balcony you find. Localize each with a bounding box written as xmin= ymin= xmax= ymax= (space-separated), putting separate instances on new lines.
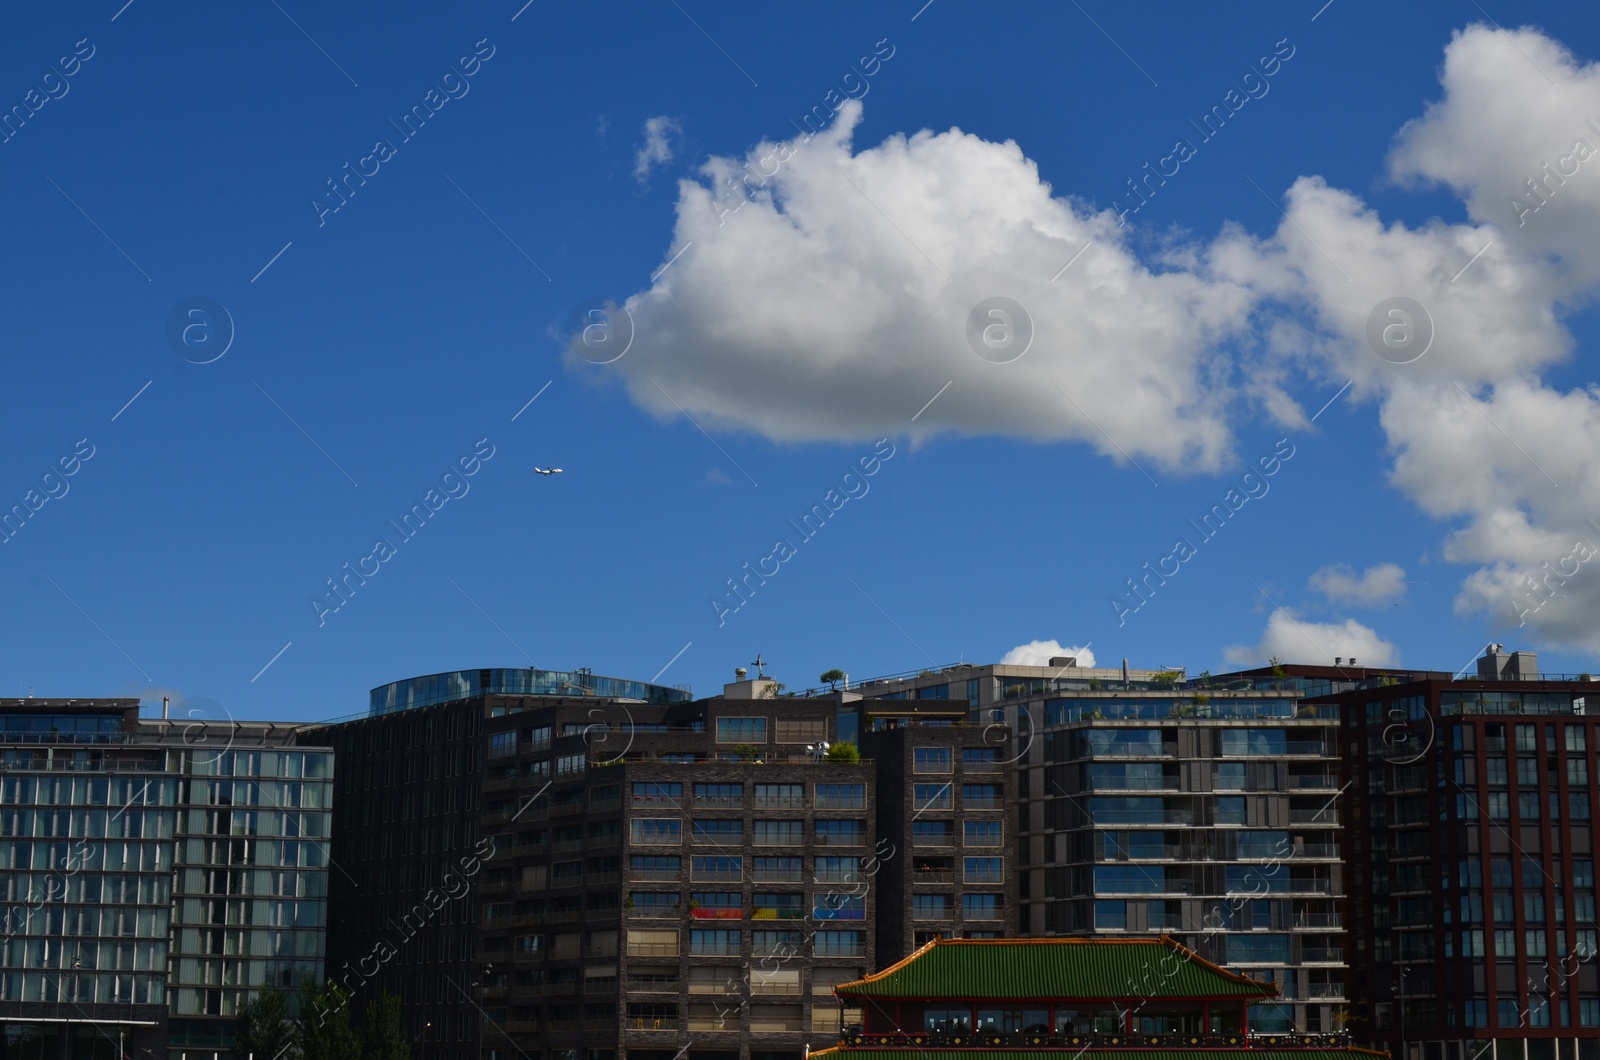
xmin=815 ymin=834 xmax=865 ymax=848
xmin=1306 ymin=983 xmax=1346 ymax=998
xmin=629 ymin=866 xmax=680 ymax=882
xmin=625 ymin=1017 xmax=680 ymax=1031
xmin=754 ymin=795 xmax=803 ymax=810
xmin=914 ymin=870 xmax=955 ymax=885
xmin=690 ymin=868 xmax=742 ymax=883
xmin=756 ymin=867 xmax=805 ymax=883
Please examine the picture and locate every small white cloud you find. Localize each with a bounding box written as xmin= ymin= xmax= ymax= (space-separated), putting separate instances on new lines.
xmin=704 ymin=468 xmax=733 ymax=485
xmin=634 ymin=116 xmax=681 ymax=183
xmin=1309 ymin=562 xmax=1407 ymax=605
xmin=1223 ymin=609 xmax=1398 ymax=667
xmin=1000 ymin=639 xmax=1096 ymax=668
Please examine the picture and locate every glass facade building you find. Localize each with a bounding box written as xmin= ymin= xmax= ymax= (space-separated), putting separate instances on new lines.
xmin=0 ymin=699 xmax=332 ymax=1060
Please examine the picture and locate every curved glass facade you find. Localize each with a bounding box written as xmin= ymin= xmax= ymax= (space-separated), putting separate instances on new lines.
xmin=369 ymin=667 xmax=692 ymax=715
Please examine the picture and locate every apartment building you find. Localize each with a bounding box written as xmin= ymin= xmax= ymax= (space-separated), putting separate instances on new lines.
xmin=1321 ymin=646 xmax=1600 ymax=1060
xmin=0 ymin=698 xmax=333 ymax=1060
xmin=316 ymin=664 xmax=1013 ymax=1060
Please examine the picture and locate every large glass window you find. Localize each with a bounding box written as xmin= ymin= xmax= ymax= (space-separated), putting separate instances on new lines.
xmin=754 ymin=784 xmax=802 ymax=809
xmin=963 ymin=893 xmax=1002 ymax=920
xmin=753 ymin=857 xmax=803 ymax=883
xmin=964 ymin=857 xmax=1003 ymax=883
xmin=753 ymin=821 xmax=803 ymax=846
xmin=1096 ymin=866 xmax=1168 ymax=894
xmin=816 ymin=820 xmax=865 ymax=847
xmin=690 ymin=929 xmax=740 ymax=955
xmin=751 ymin=892 xmax=803 ymax=919
xmin=692 ymin=820 xmax=743 ymax=844
xmin=913 ymin=894 xmax=953 ymax=919
xmin=716 ymin=717 xmax=767 ymax=743
xmin=814 ymin=930 xmax=864 ymax=956
xmin=752 ymin=929 xmax=803 ymax=957
xmin=1218 ymin=729 xmax=1287 ymax=756
xmin=914 ymin=783 xmax=952 ymax=811
xmin=813 ymin=893 xmax=865 ymax=920
xmin=964 ymin=821 xmax=1002 ymax=847
xmin=630 ymin=819 xmax=681 ymax=845
xmin=1095 ymin=900 xmax=1127 ymax=929
xmin=690 ymin=856 xmax=741 ymax=882
xmin=914 ymin=748 xmax=953 ymax=773
xmin=816 ymin=783 xmax=865 ymax=809
xmin=693 ymin=783 xmax=742 ymax=806
xmin=814 ymin=856 xmax=861 ymax=883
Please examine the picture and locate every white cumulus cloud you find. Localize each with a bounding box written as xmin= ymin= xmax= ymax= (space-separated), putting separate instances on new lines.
xmin=597 ymin=24 xmax=1600 ymax=653
xmin=1309 ymin=562 xmax=1407 ymax=605
xmin=999 ymin=639 xmax=1096 ymax=668
xmin=633 ymin=116 xmax=681 ymax=183
xmin=603 ymin=99 xmax=1266 ymax=474
xmin=1223 ymin=610 xmax=1399 ymax=668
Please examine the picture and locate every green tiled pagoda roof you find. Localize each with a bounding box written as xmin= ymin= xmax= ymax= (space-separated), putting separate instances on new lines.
xmin=834 ymin=937 xmax=1277 ymax=1001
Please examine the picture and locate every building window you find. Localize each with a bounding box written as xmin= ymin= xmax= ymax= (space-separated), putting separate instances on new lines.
xmin=690 ymin=856 xmax=741 ymax=882
xmin=1495 ymin=929 xmax=1517 ymax=957
xmin=914 ymin=747 xmax=953 ymax=773
xmin=1516 ymin=724 xmax=1538 ymax=752
xmin=556 ymin=754 xmax=585 ymax=777
xmin=775 ymin=717 xmax=826 ymax=743
xmin=488 ymin=732 xmax=517 ymax=758
xmin=1487 ymin=793 xmax=1510 ymax=820
xmin=964 ymin=893 xmax=1002 ymax=920
xmin=964 ymin=821 xmax=1003 ymax=847
xmin=815 ymin=783 xmax=865 ymax=809
xmin=965 ymin=857 xmax=1003 ymax=883
xmin=913 ymin=821 xmax=955 ymax=847
xmin=751 ymin=892 xmax=803 ymax=919
xmin=814 ymin=930 xmax=864 ymax=957
xmin=692 ymin=819 xmax=743 ymax=844
xmin=914 ymin=783 xmax=952 ymax=811
xmin=626 ymin=929 xmax=679 ymax=957
xmin=1519 ymin=793 xmax=1542 ymax=820
xmin=963 ymin=747 xmax=1002 ymax=773
xmin=753 ymin=857 xmax=803 ymax=882
xmin=629 ymin=892 xmax=680 ymax=917
xmin=963 ymin=784 xmax=1001 ymax=808
xmin=1581 ymin=999 xmax=1600 ymax=1027
xmin=688 ymin=892 xmax=741 ymax=919
xmin=1094 ymin=900 xmax=1127 ymax=929
xmin=913 ymin=894 xmax=952 ymax=920
xmin=813 ymin=893 xmax=865 ymax=920
xmin=1573 ymin=792 xmax=1593 ymax=820
xmin=630 ymin=819 xmax=682 ymax=846
xmin=1569 ymin=728 xmax=1588 ymax=752
xmin=815 ymin=856 xmax=862 ymax=884
xmin=815 ymin=820 xmax=865 ymax=847
xmin=693 ymin=783 xmax=742 ymax=806
xmin=753 ymin=783 xmax=802 ymax=809
xmin=630 ymin=855 xmax=679 ymax=880
xmin=753 ymin=930 xmax=804 ymax=957
xmin=632 ymin=782 xmax=683 ymax=804
xmin=689 ymin=929 xmax=740 ymax=956
xmin=754 ymin=820 xmax=803 ymax=846
xmin=716 ymin=717 xmax=767 ymax=743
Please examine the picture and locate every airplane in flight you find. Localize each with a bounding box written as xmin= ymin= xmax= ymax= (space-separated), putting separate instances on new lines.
xmin=533 ymin=467 xmax=563 ymax=476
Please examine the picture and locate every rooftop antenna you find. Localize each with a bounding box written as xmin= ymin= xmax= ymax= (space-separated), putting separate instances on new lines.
xmin=163 ymin=695 xmax=170 ymax=721
xmin=752 ymin=654 xmax=768 ymax=679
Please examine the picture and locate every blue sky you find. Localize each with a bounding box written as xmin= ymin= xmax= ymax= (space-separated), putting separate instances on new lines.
xmin=3 ymin=1 xmax=1599 ymax=722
